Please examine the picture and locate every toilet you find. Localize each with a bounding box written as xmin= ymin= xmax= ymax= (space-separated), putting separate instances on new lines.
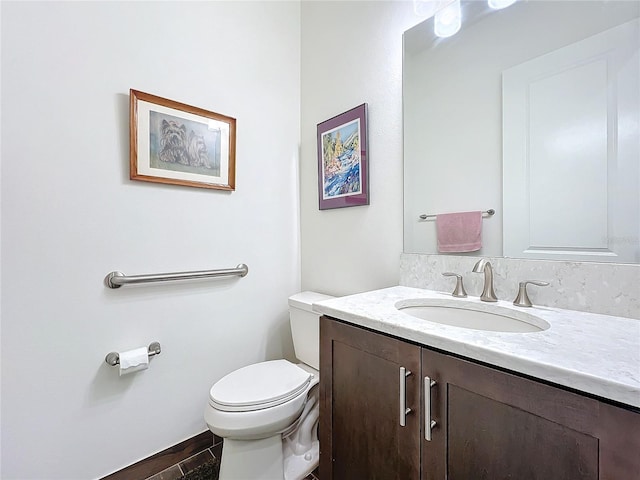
xmin=204 ymin=291 xmax=334 ymax=480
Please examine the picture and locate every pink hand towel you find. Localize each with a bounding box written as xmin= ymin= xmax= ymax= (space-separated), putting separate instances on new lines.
xmin=436 ymin=211 xmax=483 ymax=253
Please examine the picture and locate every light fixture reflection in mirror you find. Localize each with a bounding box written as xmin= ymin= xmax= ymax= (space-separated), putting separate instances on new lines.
xmin=413 ymin=0 xmax=440 ymax=18
xmin=416 ymin=0 xmax=519 ymax=39
xmin=435 ymin=0 xmax=462 ymax=38
xmin=488 ymin=0 xmax=517 ymax=10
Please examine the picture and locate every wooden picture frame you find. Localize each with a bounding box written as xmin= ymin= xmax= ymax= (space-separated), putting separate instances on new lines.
xmin=130 ymin=89 xmax=236 ymax=190
xmin=317 ymin=104 xmax=369 ymax=210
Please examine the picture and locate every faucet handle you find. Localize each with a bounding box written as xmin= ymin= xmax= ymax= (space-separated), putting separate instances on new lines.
xmin=513 ymin=280 xmax=549 ymax=307
xmin=442 ymin=272 xmax=468 ymax=298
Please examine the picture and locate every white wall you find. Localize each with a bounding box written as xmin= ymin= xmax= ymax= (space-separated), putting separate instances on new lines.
xmin=300 ymin=1 xmax=418 ymax=296
xmin=0 ymin=2 xmax=300 ymax=479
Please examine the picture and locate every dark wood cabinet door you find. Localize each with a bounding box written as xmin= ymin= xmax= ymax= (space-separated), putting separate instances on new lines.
xmin=422 ymin=348 xmax=640 ymax=480
xmin=320 ymin=317 xmax=421 ymax=480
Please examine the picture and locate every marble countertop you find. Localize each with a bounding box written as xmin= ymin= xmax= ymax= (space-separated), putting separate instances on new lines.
xmin=313 ymin=286 xmax=640 ymax=409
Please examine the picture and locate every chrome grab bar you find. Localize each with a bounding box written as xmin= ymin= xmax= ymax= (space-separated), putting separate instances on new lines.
xmin=104 ymin=264 xmax=248 ymax=288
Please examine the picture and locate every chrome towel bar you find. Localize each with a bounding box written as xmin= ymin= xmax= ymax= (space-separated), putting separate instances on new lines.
xmin=104 ymin=264 xmax=249 ymax=289
xmin=105 ymin=342 xmax=161 ymax=366
xmin=419 ymin=209 xmax=495 ymax=220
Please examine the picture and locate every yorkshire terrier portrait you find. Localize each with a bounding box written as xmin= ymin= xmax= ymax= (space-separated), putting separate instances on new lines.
xmin=157 ymin=118 xmax=213 ymax=169
xmin=187 ymin=131 xmax=211 ymax=168
xmin=158 ymin=119 xmax=190 ymax=165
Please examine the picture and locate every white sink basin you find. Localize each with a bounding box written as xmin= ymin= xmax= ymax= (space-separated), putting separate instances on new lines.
xmin=396 ymin=299 xmax=550 ymax=333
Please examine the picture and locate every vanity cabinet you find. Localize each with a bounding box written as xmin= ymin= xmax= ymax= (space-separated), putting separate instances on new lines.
xmin=319 ymin=316 xmax=640 ymax=480
xmin=319 ymin=315 xmax=421 ymax=479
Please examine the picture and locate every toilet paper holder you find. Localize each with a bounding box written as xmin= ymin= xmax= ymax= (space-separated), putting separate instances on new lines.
xmin=105 ymin=342 xmax=161 ymax=366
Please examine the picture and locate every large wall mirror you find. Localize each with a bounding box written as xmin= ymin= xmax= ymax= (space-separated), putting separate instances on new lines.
xmin=403 ymin=0 xmax=639 ymax=263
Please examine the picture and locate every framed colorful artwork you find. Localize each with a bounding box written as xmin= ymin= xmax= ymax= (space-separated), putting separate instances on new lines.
xmin=130 ymin=89 xmax=236 ymax=190
xmin=317 ymin=103 xmax=369 ymax=210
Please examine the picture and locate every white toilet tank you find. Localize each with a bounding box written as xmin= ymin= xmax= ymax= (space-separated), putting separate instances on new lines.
xmin=288 ymin=291 xmax=334 ymax=371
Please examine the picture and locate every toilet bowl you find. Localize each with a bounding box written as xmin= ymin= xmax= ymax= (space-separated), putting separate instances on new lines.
xmin=204 ymin=291 xmax=334 ymax=480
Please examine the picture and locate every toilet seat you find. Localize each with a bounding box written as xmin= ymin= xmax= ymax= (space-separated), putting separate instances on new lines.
xmin=205 ymin=362 xmax=319 ymax=441
xmin=209 ymin=359 xmax=313 ymax=412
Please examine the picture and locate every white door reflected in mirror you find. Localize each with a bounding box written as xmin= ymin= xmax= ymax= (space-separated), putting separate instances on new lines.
xmin=503 ymin=19 xmax=639 ymax=263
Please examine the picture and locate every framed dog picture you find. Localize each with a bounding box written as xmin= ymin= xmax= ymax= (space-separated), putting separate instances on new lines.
xmin=317 ymin=104 xmax=369 ymax=210
xmin=130 ymin=89 xmax=236 ymax=190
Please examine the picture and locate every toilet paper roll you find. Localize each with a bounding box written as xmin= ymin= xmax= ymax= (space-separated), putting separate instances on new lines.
xmin=118 ymin=347 xmax=149 ymax=376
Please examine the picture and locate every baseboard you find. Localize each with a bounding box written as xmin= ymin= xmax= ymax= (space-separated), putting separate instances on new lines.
xmin=100 ymin=431 xmax=216 ymax=480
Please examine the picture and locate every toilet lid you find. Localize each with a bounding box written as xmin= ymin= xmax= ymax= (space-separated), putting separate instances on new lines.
xmin=209 ymin=359 xmax=313 ymax=412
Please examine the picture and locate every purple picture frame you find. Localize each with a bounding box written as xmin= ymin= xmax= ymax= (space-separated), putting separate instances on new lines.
xmin=317 ymin=104 xmax=369 ymax=210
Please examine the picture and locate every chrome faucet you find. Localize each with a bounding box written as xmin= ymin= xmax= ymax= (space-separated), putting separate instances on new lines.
xmin=472 ymin=258 xmax=498 ymax=302
xmin=442 ymin=272 xmax=468 ymax=298
xmin=513 ymin=280 xmax=549 ymax=307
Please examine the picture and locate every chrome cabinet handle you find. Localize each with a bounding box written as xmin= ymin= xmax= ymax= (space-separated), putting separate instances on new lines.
xmin=399 ymin=367 xmax=412 ymax=427
xmin=424 ymin=376 xmax=437 ymax=441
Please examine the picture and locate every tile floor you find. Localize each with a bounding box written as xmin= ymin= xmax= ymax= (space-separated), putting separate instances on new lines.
xmin=305 ymin=469 xmax=320 ymax=480
xmin=145 ymin=441 xmax=319 ymax=480
xmin=145 ymin=442 xmax=222 ymax=480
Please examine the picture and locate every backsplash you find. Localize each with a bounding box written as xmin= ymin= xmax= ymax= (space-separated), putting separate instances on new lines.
xmin=400 ymin=254 xmax=640 ymax=320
